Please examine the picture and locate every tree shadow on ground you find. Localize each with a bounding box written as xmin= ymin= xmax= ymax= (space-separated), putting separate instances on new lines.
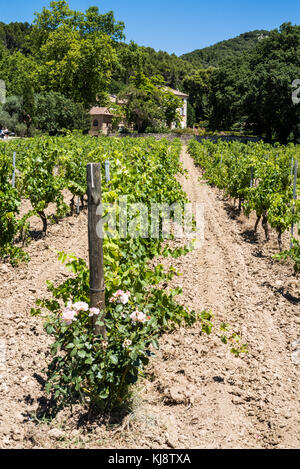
xmin=76 ymin=405 xmax=130 ymax=431
xmin=241 ymin=229 xmax=259 ymax=245
xmin=262 ymin=281 xmax=300 ymax=305
xmin=224 ymin=202 xmax=242 ymax=222
xmin=15 ymin=229 xmax=44 ymax=244
xmin=22 ymin=373 xmax=131 ymax=430
xmin=28 ymin=230 xmax=44 ymax=241
xmin=252 ymin=248 xmax=268 ymax=259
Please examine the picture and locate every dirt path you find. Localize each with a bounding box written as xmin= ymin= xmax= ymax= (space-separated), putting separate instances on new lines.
xmin=0 ymin=144 xmax=299 ymax=449
xmin=137 ymin=146 xmax=299 ymax=449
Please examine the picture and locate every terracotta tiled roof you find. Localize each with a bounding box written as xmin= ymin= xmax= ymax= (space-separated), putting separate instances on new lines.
xmin=168 ymin=88 xmax=189 ymax=98
xmin=89 ymin=107 xmax=113 ymax=116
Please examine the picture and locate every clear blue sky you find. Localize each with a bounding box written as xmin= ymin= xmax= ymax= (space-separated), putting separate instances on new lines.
xmin=1 ymin=0 xmax=300 ymax=55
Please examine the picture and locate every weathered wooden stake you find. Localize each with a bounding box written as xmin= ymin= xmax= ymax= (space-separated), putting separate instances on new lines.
xmin=105 ymin=160 xmax=110 ymax=182
xmin=87 ymin=163 xmax=106 ymax=339
xmin=290 ymin=159 xmax=298 ymax=249
xmin=250 ymin=167 xmax=254 ymax=188
xmin=12 ymin=152 xmax=16 ymax=188
xmin=291 ymin=157 xmax=294 ymax=178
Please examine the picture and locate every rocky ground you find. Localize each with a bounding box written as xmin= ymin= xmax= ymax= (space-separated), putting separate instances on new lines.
xmin=0 ymin=146 xmax=299 ymax=449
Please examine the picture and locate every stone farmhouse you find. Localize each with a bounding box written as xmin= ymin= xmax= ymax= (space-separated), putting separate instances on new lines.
xmin=89 ymin=106 xmax=114 ymax=136
xmin=89 ymin=88 xmax=188 ymax=135
xmin=169 ymin=88 xmax=188 ymax=129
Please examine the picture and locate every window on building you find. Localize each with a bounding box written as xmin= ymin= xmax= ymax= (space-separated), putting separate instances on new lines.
xmin=93 ymin=119 xmax=99 ymax=127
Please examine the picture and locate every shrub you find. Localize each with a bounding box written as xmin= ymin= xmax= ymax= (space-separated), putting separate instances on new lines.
xmin=32 ymin=252 xmax=213 ymax=410
xmin=35 ymin=92 xmax=90 ymax=135
xmin=274 ymin=225 xmax=300 ymax=273
xmin=15 ymin=122 xmax=27 ymax=137
xmin=0 ymin=155 xmax=29 ymax=264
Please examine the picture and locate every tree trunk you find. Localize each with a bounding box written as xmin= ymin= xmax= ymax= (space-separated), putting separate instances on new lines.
xmin=278 ymin=229 xmax=283 ymax=252
xmin=254 ymin=215 xmax=261 ymax=233
xmin=262 ymin=211 xmax=269 ymax=241
xmin=38 ymin=210 xmax=47 ymax=235
xmin=70 ymin=195 xmax=75 ymax=215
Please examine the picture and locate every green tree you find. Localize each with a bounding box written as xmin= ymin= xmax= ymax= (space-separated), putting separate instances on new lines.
xmin=0 ymin=95 xmax=23 ymax=131
xmin=208 ymin=56 xmax=250 ymax=131
xmin=37 ymin=25 xmax=117 ymax=107
xmin=111 ymin=42 xmax=194 ymax=99
xmin=0 ymin=51 xmax=39 ymax=96
xmin=120 ymin=73 xmax=182 ymax=133
xmin=30 ymin=1 xmax=125 ymax=52
xmin=208 ymin=23 xmax=300 ymax=142
xmin=35 ymin=91 xmax=90 ymax=134
xmin=243 ymin=23 xmax=300 ymax=142
xmin=114 ymin=41 xmax=146 ymax=85
xmin=77 ymin=5 xmax=125 ymax=40
xmin=183 ymin=68 xmax=214 ymax=126
xmin=0 ymin=21 xmax=32 ymax=53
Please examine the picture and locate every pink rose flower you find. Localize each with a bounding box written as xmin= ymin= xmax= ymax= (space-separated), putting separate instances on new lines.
xmin=130 ymin=309 xmax=148 ymax=324
xmin=109 ymin=290 xmax=130 ymax=305
xmin=89 ymin=307 xmax=100 ymax=317
xmin=73 ymin=302 xmax=89 ymax=312
xmin=62 ymin=308 xmax=77 ymax=325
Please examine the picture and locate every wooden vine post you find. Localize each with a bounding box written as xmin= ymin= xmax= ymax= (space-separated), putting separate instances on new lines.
xmin=290 ymin=159 xmax=298 ymax=249
xmin=12 ymin=152 xmax=16 ymax=188
xmin=86 ymin=163 xmax=107 ymax=340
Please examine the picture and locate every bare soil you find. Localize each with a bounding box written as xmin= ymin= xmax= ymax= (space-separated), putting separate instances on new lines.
xmin=0 ymin=146 xmax=299 ymax=449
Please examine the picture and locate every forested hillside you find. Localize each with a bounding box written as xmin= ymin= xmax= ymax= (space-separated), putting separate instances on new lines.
xmin=181 ymin=30 xmax=269 ymax=67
